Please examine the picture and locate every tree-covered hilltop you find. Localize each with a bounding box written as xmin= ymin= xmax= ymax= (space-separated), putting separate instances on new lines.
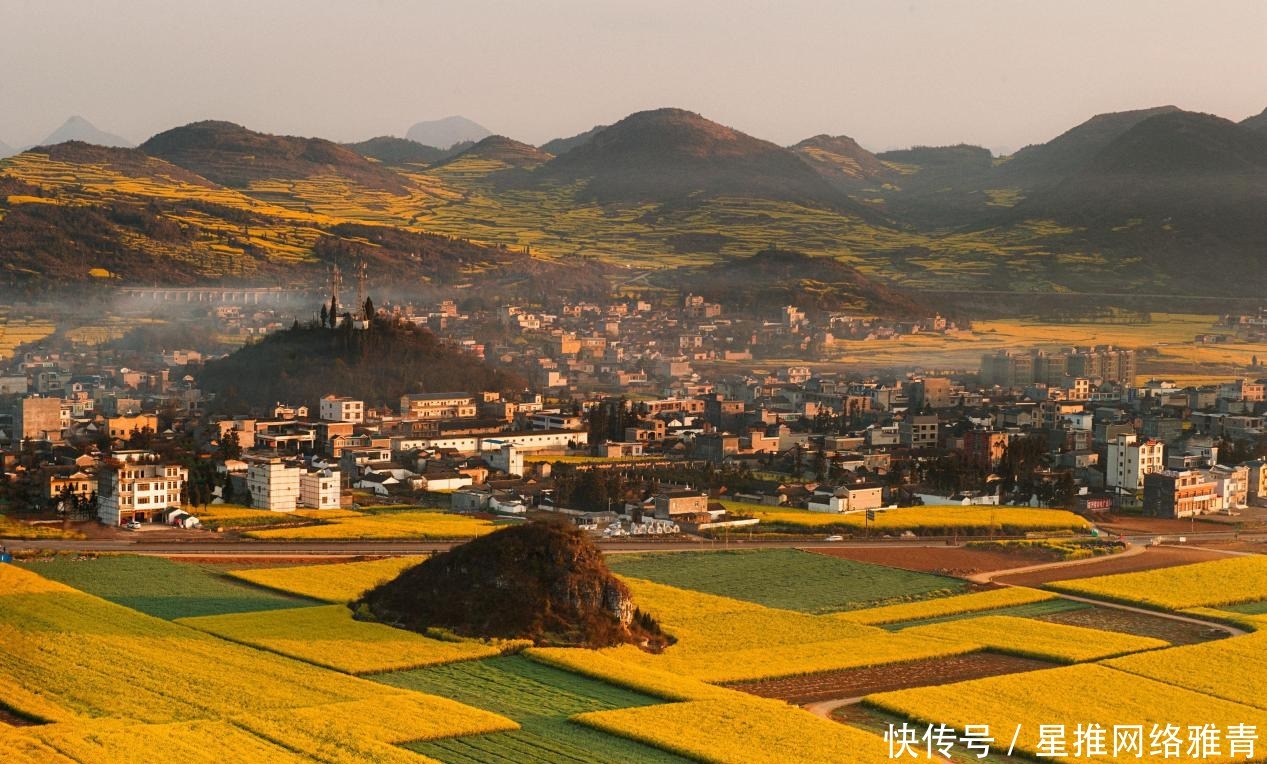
xmin=354 ymin=521 xmax=669 ymax=650
xmin=198 ymin=317 xmax=525 ymax=413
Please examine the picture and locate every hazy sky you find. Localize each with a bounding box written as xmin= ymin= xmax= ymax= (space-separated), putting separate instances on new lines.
xmin=3 ymin=0 xmax=1266 ymax=153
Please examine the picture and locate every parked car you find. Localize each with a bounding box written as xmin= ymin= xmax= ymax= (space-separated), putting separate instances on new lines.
xmin=124 ymin=521 xmax=142 ymax=530
xmin=824 ymin=535 xmax=844 ymax=542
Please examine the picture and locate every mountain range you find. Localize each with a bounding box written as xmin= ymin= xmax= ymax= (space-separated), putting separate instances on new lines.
xmin=3 ymin=104 xmax=1267 ymax=302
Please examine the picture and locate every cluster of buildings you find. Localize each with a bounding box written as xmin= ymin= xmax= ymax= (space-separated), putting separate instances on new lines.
xmin=388 ymin=295 xmax=962 ymax=395
xmin=4 ymin=289 xmax=1267 ymax=533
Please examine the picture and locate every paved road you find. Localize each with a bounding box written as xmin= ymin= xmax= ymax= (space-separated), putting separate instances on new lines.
xmin=4 ymin=537 xmax=985 ymax=557
xmin=6 ymin=530 xmax=1263 ymax=558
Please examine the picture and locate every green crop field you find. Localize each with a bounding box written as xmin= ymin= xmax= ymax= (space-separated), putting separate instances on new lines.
xmin=18 ymin=554 xmax=316 ymax=619
xmin=606 ymin=549 xmax=967 ymax=614
xmin=374 ymin=656 xmax=691 ymax=764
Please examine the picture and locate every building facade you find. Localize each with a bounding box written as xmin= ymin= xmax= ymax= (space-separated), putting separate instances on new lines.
xmin=319 ymin=395 xmax=364 ymax=424
xmin=1106 ymin=434 xmax=1164 ymax=493
xmin=1143 ymin=470 xmax=1216 ymax=518
xmin=97 ymin=460 xmax=188 ymax=525
xmin=299 ymin=469 xmax=342 ymax=509
xmin=400 ymin=393 xmax=477 ymax=420
xmin=246 ymin=456 xmax=302 ymax=512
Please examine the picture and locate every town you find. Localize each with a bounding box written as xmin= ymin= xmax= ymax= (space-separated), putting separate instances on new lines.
xmin=3 ymin=273 xmax=1265 ymax=542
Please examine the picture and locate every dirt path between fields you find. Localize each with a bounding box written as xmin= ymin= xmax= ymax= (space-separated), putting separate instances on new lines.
xmin=962 ymin=543 xmax=1148 ymax=585
xmin=967 ymin=543 xmax=1246 ymax=637
xmin=803 ymin=696 xmax=863 ymax=718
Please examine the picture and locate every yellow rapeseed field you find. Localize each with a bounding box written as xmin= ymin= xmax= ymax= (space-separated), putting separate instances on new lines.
xmin=869 ymin=664 xmax=1267 ymax=764
xmin=720 ymin=501 xmax=1089 ymax=533
xmin=0 ymin=564 xmax=516 ymax=762
xmin=1181 ymin=607 xmax=1267 ymax=631
xmin=1104 ymin=631 xmax=1267 ymax=711
xmin=227 ymin=556 xmax=427 ymax=602
xmin=576 ymin=697 xmax=890 ymax=764
xmin=232 ymin=693 xmax=516 ymax=764
xmin=244 ymin=510 xmax=498 ymax=540
xmin=1049 ymin=556 xmax=1267 ymax=610
xmin=523 ymin=647 xmax=732 ymax=702
xmin=0 ymin=515 xmax=83 ymax=540
xmin=603 ymin=577 xmax=977 ymax=682
xmin=838 ymin=587 xmax=1058 ymax=625
xmin=177 ymin=605 xmax=510 ymax=674
xmin=5 ymin=720 xmax=307 ymax=764
xmin=901 ymin=615 xmax=1168 ymax=663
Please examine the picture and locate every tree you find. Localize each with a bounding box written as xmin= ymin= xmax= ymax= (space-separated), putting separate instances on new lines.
xmin=330 ymin=296 xmax=339 ymax=327
xmin=221 ymin=474 xmax=235 ymax=503
xmin=217 ymin=429 xmax=242 ymax=461
xmin=320 ymin=303 xmax=329 ymax=328
xmin=364 ymin=297 xmax=375 ymax=320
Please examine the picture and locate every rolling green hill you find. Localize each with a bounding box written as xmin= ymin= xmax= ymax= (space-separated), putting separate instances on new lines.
xmin=345 ymin=136 xmax=448 ymax=167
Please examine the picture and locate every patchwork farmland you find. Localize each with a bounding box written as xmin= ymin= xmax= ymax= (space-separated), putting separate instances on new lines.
xmin=4 ymin=546 xmax=1263 ymax=763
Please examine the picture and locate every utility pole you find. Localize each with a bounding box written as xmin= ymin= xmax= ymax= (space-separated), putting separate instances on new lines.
xmin=355 ymin=256 xmax=368 ymax=319
xmin=330 ymin=264 xmax=343 ymax=308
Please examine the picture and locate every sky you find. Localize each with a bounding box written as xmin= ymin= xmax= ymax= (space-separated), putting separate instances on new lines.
xmin=3 ymin=0 xmax=1266 ymax=154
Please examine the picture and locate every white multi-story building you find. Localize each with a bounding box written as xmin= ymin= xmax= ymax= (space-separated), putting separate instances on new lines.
xmin=247 ymin=456 xmax=302 ymax=512
xmin=97 ymin=458 xmax=188 ymax=525
xmin=1106 ymin=434 xmax=1164 ymax=493
xmin=319 ymin=395 xmax=364 ymax=424
xmin=300 ymin=468 xmax=342 ymax=509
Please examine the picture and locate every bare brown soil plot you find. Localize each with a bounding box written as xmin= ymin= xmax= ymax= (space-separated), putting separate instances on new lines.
xmin=810 ymin=545 xmax=1053 ymax=576
xmin=727 ymin=652 xmax=1057 ymax=705
xmin=1094 ymin=514 xmax=1239 ymax=535
xmin=995 ymin=546 xmax=1227 ymax=587
xmin=1036 ymin=605 xmax=1229 ymax=645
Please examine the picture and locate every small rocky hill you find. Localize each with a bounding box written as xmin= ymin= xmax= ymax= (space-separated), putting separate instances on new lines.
xmin=353 ymin=522 xmax=669 ymax=650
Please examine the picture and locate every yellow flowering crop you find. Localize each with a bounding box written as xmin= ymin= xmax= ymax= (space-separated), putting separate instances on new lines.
xmin=177 ymin=605 xmax=509 ymax=674
xmin=232 ymin=693 xmax=517 ymax=764
xmin=1049 ymin=556 xmax=1267 ymax=610
xmin=244 ymin=510 xmax=497 ymax=540
xmin=601 ymin=577 xmax=976 ymax=682
xmin=901 ymin=615 xmax=1168 ymax=662
xmin=576 ymin=697 xmax=890 ymax=764
xmin=0 ymin=564 xmax=516 ymax=760
xmin=1105 ymin=631 xmax=1267 ymax=711
xmin=721 ymin=501 xmax=1090 ymax=532
xmin=1182 ymin=607 xmax=1267 ymax=631
xmin=523 ymin=647 xmax=736 ymax=702
xmin=227 ymin=556 xmax=427 ymax=602
xmin=8 ymin=720 xmax=307 ymax=764
xmin=838 ymin=587 xmax=1058 ymax=625
xmin=868 ymin=664 xmax=1267 ymax=764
